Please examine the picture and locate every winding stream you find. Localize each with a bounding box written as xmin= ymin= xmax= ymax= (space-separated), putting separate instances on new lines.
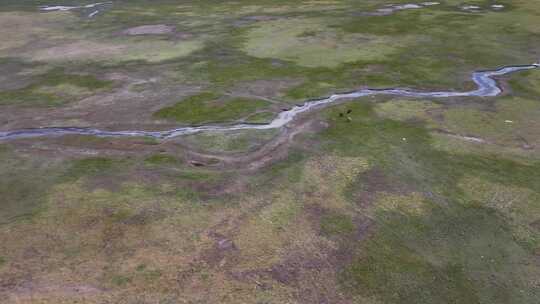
xmin=39 ymin=2 xmax=110 ymax=12
xmin=0 ymin=64 xmax=538 ymax=141
xmin=39 ymin=2 xmax=111 ymax=17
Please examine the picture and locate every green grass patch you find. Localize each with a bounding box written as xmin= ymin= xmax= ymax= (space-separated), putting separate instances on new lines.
xmin=243 ymin=17 xmax=402 ymax=68
xmin=507 ymin=70 xmax=540 ymax=99
xmin=0 ymin=149 xmax=65 ymax=224
xmin=144 ymin=154 xmax=182 ymax=166
xmin=341 ymin=201 xmax=539 ymax=304
xmin=321 ymin=101 xmax=540 ymax=194
xmin=135 ymin=264 xmax=147 ymax=272
xmin=320 ymin=213 xmax=355 ymax=236
xmin=245 ymin=111 xmax=276 ymax=124
xmin=316 ymin=99 xmax=540 ymax=302
xmin=111 ymin=275 xmax=131 ymax=286
xmin=0 ymin=68 xmax=112 ymax=106
xmin=63 ymin=157 xmax=128 ymax=181
xmin=442 ymin=97 xmax=540 ymax=143
xmin=154 ymin=92 xmax=271 ymax=124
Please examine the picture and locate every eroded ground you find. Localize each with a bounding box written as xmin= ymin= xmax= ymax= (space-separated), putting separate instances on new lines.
xmin=1 ymin=1 xmax=540 ymax=303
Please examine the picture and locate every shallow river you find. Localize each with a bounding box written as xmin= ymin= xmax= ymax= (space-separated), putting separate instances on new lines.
xmin=0 ymin=64 xmax=538 ymax=141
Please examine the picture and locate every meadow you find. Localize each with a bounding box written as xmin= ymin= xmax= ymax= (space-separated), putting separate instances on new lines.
xmin=1 ymin=0 xmax=539 ymax=303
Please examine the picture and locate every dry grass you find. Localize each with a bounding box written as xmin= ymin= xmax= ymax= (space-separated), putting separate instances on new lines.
xmin=0 ymin=12 xmax=77 ymax=53
xmin=374 ymin=192 xmax=429 ymax=217
xmin=0 ymin=12 xmax=204 ymax=64
xmin=27 ymin=39 xmax=204 ymax=64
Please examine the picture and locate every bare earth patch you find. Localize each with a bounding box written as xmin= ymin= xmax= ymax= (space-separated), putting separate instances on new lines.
xmin=2 ymin=281 xmax=103 ymax=302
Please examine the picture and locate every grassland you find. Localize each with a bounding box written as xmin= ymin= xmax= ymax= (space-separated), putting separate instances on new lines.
xmin=154 ymin=92 xmax=271 ymax=124
xmin=1 ymin=0 xmax=540 ymax=303
xmin=0 ymin=68 xmax=112 ymax=106
xmin=243 ymin=17 xmax=404 ymax=68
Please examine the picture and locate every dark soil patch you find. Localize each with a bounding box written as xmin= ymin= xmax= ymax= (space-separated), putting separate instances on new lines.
xmin=121 ymin=208 xmax=165 ymax=226
xmin=529 ymin=219 xmax=540 ymax=231
xmin=305 ymin=203 xmax=374 ymax=242
xmin=351 ymin=168 xmax=412 ymax=208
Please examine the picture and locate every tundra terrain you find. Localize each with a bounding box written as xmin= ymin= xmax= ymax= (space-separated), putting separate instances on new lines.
xmin=1 ymin=1 xmax=540 ymax=303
